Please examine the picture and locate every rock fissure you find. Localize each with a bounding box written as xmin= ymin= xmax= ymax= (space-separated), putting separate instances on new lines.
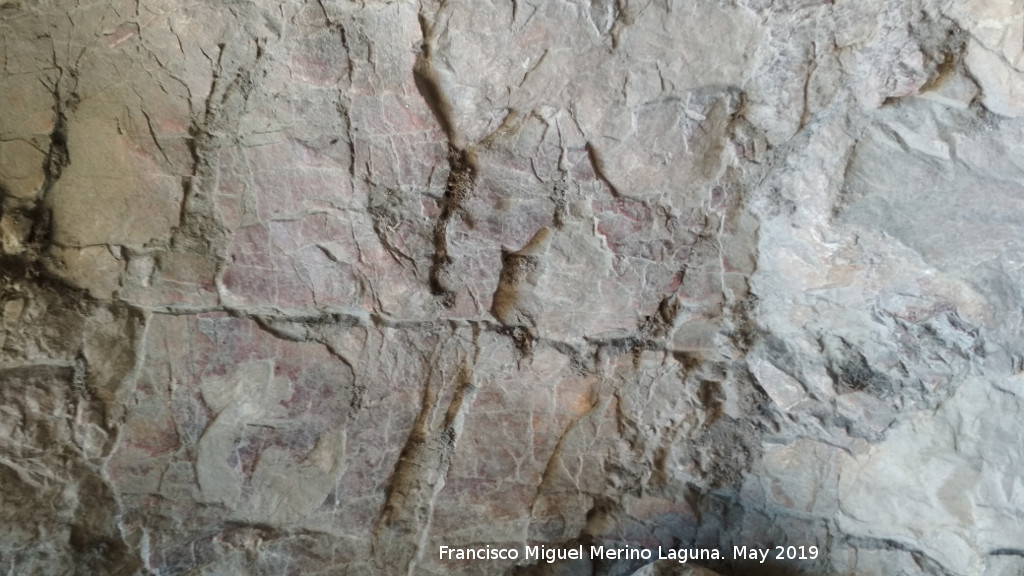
xmin=3 ymin=1 xmax=1024 ymax=575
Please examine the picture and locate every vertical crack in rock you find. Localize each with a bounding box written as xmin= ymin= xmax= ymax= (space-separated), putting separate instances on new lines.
xmin=413 ymin=8 xmax=479 ymax=306
xmin=427 ymin=148 xmax=478 ymax=305
xmin=584 ymin=141 xmax=629 ymax=200
xmin=39 ymin=73 xmax=74 ymax=204
xmin=491 ymin=226 xmax=552 ymax=333
xmin=372 ymin=326 xmax=481 ymax=574
xmin=0 ymin=55 xmax=75 ymax=266
xmin=412 ymin=9 xmax=459 ymax=148
xmin=531 ymin=390 xmax=604 ymax=503
xmin=176 ymin=39 xmax=266 ymax=256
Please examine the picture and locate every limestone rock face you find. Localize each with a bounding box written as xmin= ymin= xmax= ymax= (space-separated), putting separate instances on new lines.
xmin=2 ymin=1 xmax=1023 ymax=575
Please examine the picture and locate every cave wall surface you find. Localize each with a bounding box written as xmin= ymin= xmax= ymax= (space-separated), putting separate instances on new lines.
xmin=2 ymin=1 xmax=1024 ymax=575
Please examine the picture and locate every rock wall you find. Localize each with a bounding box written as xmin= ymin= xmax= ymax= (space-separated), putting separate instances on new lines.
xmin=1 ymin=1 xmax=1023 ymax=575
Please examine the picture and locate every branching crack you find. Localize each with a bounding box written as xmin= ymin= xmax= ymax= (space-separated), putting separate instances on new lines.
xmin=175 ymin=38 xmax=267 ymax=256
xmin=413 ymin=6 xmax=479 ymax=307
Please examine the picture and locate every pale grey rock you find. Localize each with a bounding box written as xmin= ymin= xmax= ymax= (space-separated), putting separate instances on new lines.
xmin=965 ymin=38 xmax=1024 ymax=117
xmin=2 ymin=0 xmax=1024 ymax=575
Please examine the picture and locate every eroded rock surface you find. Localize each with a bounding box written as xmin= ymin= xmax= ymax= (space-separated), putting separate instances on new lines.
xmin=2 ymin=1 xmax=1024 ymax=575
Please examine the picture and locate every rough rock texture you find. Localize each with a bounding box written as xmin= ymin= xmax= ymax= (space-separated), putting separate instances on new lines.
xmin=2 ymin=1 xmax=1024 ymax=575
